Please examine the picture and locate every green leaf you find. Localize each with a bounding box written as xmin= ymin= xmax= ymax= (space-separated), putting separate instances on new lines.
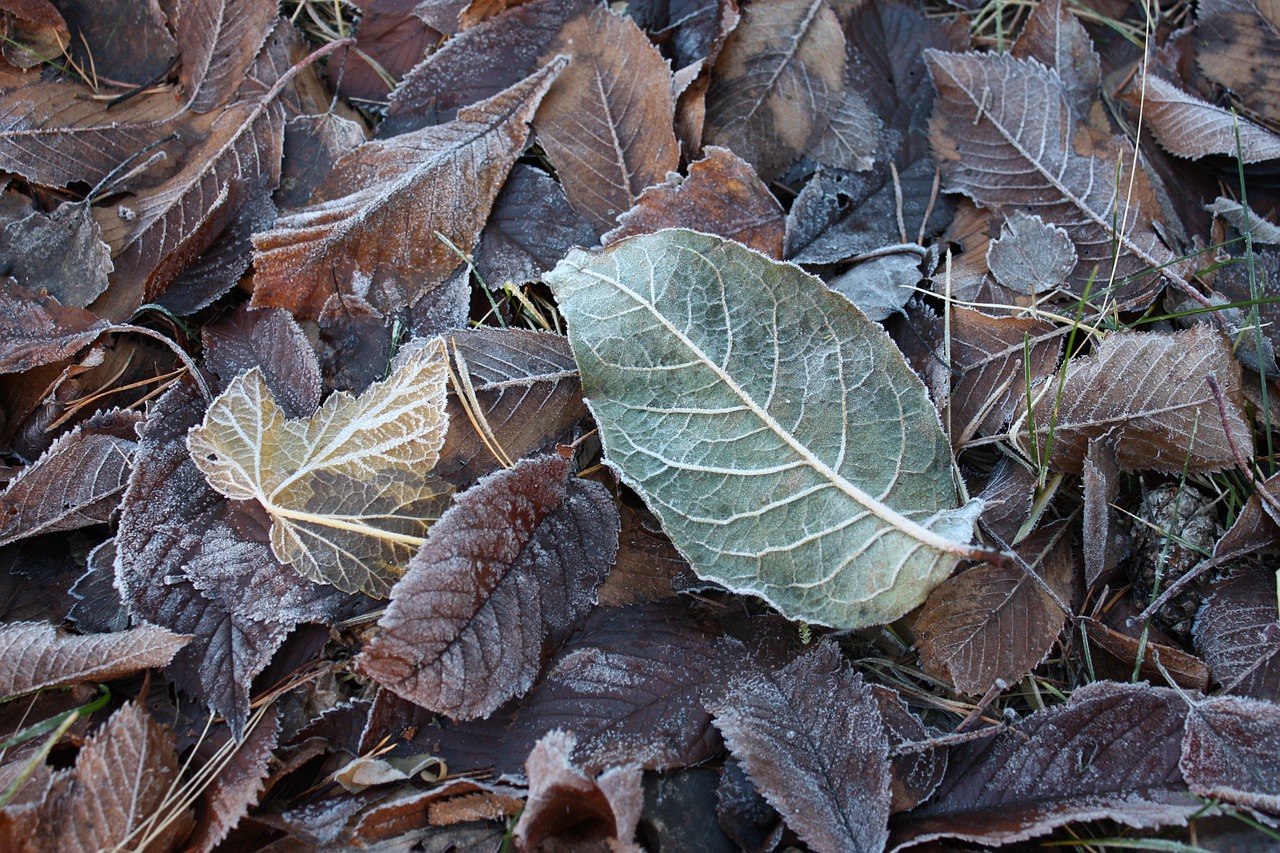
xmin=545 ymin=229 xmax=987 ymax=629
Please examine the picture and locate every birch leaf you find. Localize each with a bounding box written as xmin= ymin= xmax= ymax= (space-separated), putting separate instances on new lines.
xmin=546 ymin=229 xmax=989 ymax=629
xmin=187 ymin=341 xmax=453 ymax=597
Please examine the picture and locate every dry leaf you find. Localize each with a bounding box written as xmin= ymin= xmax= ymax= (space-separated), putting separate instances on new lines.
xmin=1197 ymin=0 xmax=1280 ymax=125
xmin=1194 ymin=567 xmax=1280 ymax=699
xmin=178 ymin=0 xmax=278 ymax=113
xmin=1125 ymin=74 xmax=1280 ymax=163
xmin=188 ymin=340 xmax=452 ymax=597
xmin=1010 ymin=0 xmax=1100 ymax=119
xmin=949 ymin=307 xmax=1061 ymax=441
xmin=202 ymin=304 xmax=322 ymax=418
xmin=0 ymin=277 xmax=107 ymax=374
xmin=1182 ymin=694 xmax=1280 ymax=812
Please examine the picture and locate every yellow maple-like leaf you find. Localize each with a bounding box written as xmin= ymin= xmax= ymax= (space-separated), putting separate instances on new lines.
xmin=187 ymin=339 xmax=452 ymax=597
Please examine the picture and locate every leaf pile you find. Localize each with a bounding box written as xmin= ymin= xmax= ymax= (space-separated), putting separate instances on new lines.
xmin=0 ymin=0 xmax=1279 ymax=849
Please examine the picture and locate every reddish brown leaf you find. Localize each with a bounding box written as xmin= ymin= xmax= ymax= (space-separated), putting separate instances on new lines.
xmin=1194 ymin=567 xmax=1280 ymax=699
xmin=872 ymin=685 xmax=946 ymax=814
xmin=603 ymin=146 xmax=784 ymax=258
xmin=894 ymin=681 xmax=1198 ymax=848
xmin=1182 ymin=694 xmax=1280 ymax=812
xmin=202 ymin=304 xmax=322 ymax=418
xmin=1082 ymin=437 xmax=1121 ymax=585
xmin=915 ymin=525 xmax=1074 ymax=695
xmin=1011 ymin=0 xmax=1100 ymax=119
xmin=358 ymin=454 xmax=618 ymax=720
xmin=0 ymin=621 xmax=189 ymax=700
xmin=252 ymin=61 xmax=563 ymax=319
xmin=0 ymin=277 xmax=107 ymax=373
xmin=329 ymin=0 xmax=441 ymax=103
xmin=949 ymin=307 xmax=1061 ymax=441
xmin=1124 ymin=74 xmax=1280 ymax=163
xmin=597 ymin=501 xmax=690 ymax=606
xmin=710 ymin=641 xmax=891 ymax=853
xmin=0 ymin=408 xmax=140 ymax=547
xmin=704 ymin=0 xmax=847 ymax=180
xmin=1021 ymin=327 xmax=1253 ymax=475
xmin=58 ymin=0 xmax=176 ymax=87
xmin=533 ymin=4 xmax=679 ymax=233
xmin=275 ymin=112 xmax=368 ymax=208
xmin=437 ymin=326 xmax=587 ymax=486
xmin=316 ymin=294 xmax=392 ymax=395
xmin=513 ymin=730 xmax=644 ymax=852
xmin=189 ymin=708 xmax=282 ymax=852
xmin=1081 ymin=617 xmax=1211 ymax=691
xmin=178 ymin=0 xmax=279 ymax=113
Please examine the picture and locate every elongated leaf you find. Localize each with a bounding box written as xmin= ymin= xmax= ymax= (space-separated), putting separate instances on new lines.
xmin=926 ymin=50 xmax=1180 ymax=303
xmin=0 ymin=621 xmax=190 ymax=700
xmin=1123 ymin=74 xmax=1280 ymax=163
xmin=178 ymin=0 xmax=278 ymax=113
xmin=1194 ymin=567 xmax=1280 ymax=699
xmin=188 ymin=341 xmax=452 ymax=597
xmin=251 ymin=61 xmax=564 ymax=319
xmin=546 ymin=229 xmax=986 ymax=629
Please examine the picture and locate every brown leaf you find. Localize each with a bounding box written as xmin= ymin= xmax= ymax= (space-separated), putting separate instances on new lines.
xmin=1080 ymin=617 xmax=1211 ymax=691
xmin=178 ymin=0 xmax=279 ymax=113
xmin=381 ymin=0 xmax=586 ymax=135
xmin=603 ymin=146 xmax=785 ymax=258
xmin=949 ymin=307 xmax=1061 ymax=441
xmin=0 ymin=408 xmax=140 ymax=547
xmin=1082 ymin=437 xmax=1121 ymax=584
xmin=1194 ymin=567 xmax=1280 ymax=699
xmin=252 ymin=61 xmax=563 ymax=319
xmin=329 ymin=0 xmax=441 ymax=103
xmin=704 ymin=0 xmax=847 ymax=180
xmin=0 ymin=277 xmax=107 ymax=374
xmin=58 ymin=0 xmax=176 ymax=87
xmin=188 ymin=707 xmax=281 ymax=852
xmin=316 ymin=294 xmax=392 ymax=395
xmin=1124 ymin=74 xmax=1280 ymax=162
xmin=871 ymin=685 xmax=946 ymax=814
xmin=358 ymin=454 xmax=618 ymax=720
xmin=202 ymin=304 xmax=322 ymax=418
xmin=31 ymin=702 xmax=193 ymax=853
xmin=275 ymin=112 xmax=368 ymax=208
xmin=473 ymin=163 xmax=599 ymax=289
xmin=974 ymin=455 xmax=1037 ymax=543
xmin=1182 ymin=694 xmax=1280 ymax=812
xmin=597 ymin=501 xmax=690 ymax=606
xmin=0 ymin=201 xmax=112 ymax=308
xmin=915 ymin=524 xmax=1074 ymax=695
xmin=710 ymin=641 xmax=891 ymax=853
xmin=1197 ymin=0 xmax=1280 ymax=125
xmin=985 ymin=212 xmax=1078 ymax=295
xmin=0 ymin=621 xmax=189 ymax=701
xmin=1011 ymin=0 xmax=1100 ymax=119
xmin=1021 ymin=327 xmax=1253 ymax=474
xmin=497 ymin=602 xmax=727 ymax=774
xmin=533 ymin=4 xmax=679 ymax=233
xmin=91 ymin=23 xmax=296 ymax=321
xmin=894 ymin=681 xmax=1198 ymax=848
xmin=437 ymin=327 xmax=586 ymax=487
xmin=926 ymin=50 xmax=1181 ymax=305
xmin=513 ymin=730 xmax=644 ymax=852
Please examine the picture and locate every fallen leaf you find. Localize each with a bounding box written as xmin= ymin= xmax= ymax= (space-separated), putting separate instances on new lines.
xmin=58 ymin=0 xmax=176 ymax=87
xmin=202 ymin=304 xmax=322 ymax=418
xmin=328 ymin=0 xmax=441 ymax=103
xmin=1124 ymin=74 xmax=1280 ymax=163
xmin=358 ymin=454 xmax=618 ymax=719
xmin=177 ymin=0 xmax=278 ymax=113
xmin=1197 ymin=0 xmax=1280 ymax=124
xmin=1181 ymin=693 xmax=1280 ymax=812
xmin=871 ymin=684 xmax=946 ymax=814
xmin=1010 ymin=0 xmax=1100 ymax=119
xmin=0 ymin=202 xmax=112 ymax=308
xmin=985 ymin=212 xmax=1078 ymax=295
xmin=0 ymin=621 xmax=189 ymax=701
xmin=710 ymin=641 xmax=891 ymax=853
xmin=949 ymin=307 xmax=1061 ymax=441
xmin=533 ymin=3 xmax=680 ymax=233
xmin=251 ymin=61 xmax=564 ymax=319
xmin=188 ymin=339 xmax=452 ymax=597
xmin=188 ymin=707 xmax=281 ymax=853
xmin=0 ymin=277 xmax=107 ymax=374
xmin=1080 ymin=617 xmax=1211 ymax=691
xmin=1194 ymin=567 xmax=1280 ymax=699
xmin=547 ymin=229 xmax=986 ymax=629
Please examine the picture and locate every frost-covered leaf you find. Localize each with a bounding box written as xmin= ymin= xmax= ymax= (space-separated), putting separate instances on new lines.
xmin=704 ymin=0 xmax=847 ymax=180
xmin=358 ymin=454 xmax=617 ymax=719
xmin=202 ymin=304 xmax=322 ymax=419
xmin=949 ymin=308 xmax=1061 ymax=441
xmin=0 ymin=621 xmax=189 ymax=700
xmin=188 ymin=341 xmax=452 ymax=597
xmin=546 ymin=229 xmax=987 ymax=629
xmin=915 ymin=524 xmax=1074 ymax=695
xmin=177 ymin=0 xmax=278 ymax=113
xmin=251 ymin=61 xmax=564 ymax=319
xmin=894 ymin=681 xmax=1198 ymax=848
xmin=0 ymin=277 xmax=107 ymax=373
xmin=1124 ymin=74 xmax=1280 ymax=163
xmin=1181 ymin=694 xmax=1280 ymax=812
xmin=1010 ymin=0 xmax=1100 ymax=119
xmin=1197 ymin=0 xmax=1280 ymax=124
xmin=711 ymin=642 xmax=891 ymax=853
xmin=189 ymin=708 xmax=281 ymax=853
xmin=0 ymin=202 xmax=112 ymax=308
xmin=825 ymin=249 xmax=921 ymax=321
xmin=986 ymin=212 xmax=1077 ymax=294
xmin=926 ymin=50 xmax=1181 ymax=303
xmin=1021 ymin=327 xmax=1253 ymax=474
xmin=0 ymin=409 xmax=140 ymax=547
xmin=533 ymin=3 xmax=679 ymax=233
xmin=1194 ymin=567 xmax=1280 ymax=699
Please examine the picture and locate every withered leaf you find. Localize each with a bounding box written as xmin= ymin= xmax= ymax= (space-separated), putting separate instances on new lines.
xmin=895 ymin=681 xmax=1197 ymax=848
xmin=497 ymin=602 xmax=727 ymax=774
xmin=871 ymin=685 xmax=946 ymax=814
xmin=806 ymin=87 xmax=880 ymax=173
xmin=700 ymin=0 xmax=844 ymax=180
xmin=704 ymin=0 xmax=846 ymax=180
xmin=328 ymin=0 xmax=441 ymax=103
xmin=1181 ymin=694 xmax=1280 ymax=812
xmin=316 ymin=294 xmax=392 ymax=395
xmin=603 ymin=146 xmax=786 ymax=258
xmin=58 ymin=0 xmax=176 ymax=87
xmin=358 ymin=454 xmax=618 ymax=719
xmin=0 ymin=621 xmax=189 ymax=701
xmin=534 ymin=3 xmax=680 ymax=233
xmin=0 ymin=409 xmax=140 ymax=547
xmin=915 ymin=524 xmax=1074 ymax=695
xmin=117 ymin=378 xmax=344 ymax=736
xmin=188 ymin=707 xmax=281 ymax=853
xmin=381 ymin=0 xmax=585 ymax=135
xmin=949 ymin=307 xmax=1061 ymax=441
xmin=31 ymin=702 xmax=193 ymax=853
xmin=472 ymin=163 xmax=598 ymax=289
xmin=188 ymin=340 xmax=452 ymax=597
xmin=436 ymin=326 xmax=586 ymax=487
xmin=985 ymin=212 xmax=1078 ymax=295
xmin=0 ymin=202 xmax=112 ymax=308
xmin=513 ymin=730 xmax=644 ymax=852
xmin=1020 ymin=327 xmax=1253 ymax=474
xmin=1081 ymin=617 xmax=1211 ymax=691
xmin=926 ymin=50 xmax=1180 ymax=304
xmin=1197 ymin=0 xmax=1280 ymax=125
xmin=252 ymin=61 xmax=563 ymax=319
xmin=1083 ymin=437 xmax=1121 ymax=585
xmin=202 ymin=304 xmax=322 ymax=418
xmin=1124 ymin=74 xmax=1280 ymax=163
xmin=1010 ymin=0 xmax=1100 ymax=119
xmin=710 ymin=641 xmax=891 ymax=853
xmin=178 ymin=0 xmax=279 ymax=113
xmin=276 ymin=112 xmax=369 ymax=208
xmin=0 ymin=277 xmax=107 ymax=374
xmin=1194 ymin=567 xmax=1280 ymax=699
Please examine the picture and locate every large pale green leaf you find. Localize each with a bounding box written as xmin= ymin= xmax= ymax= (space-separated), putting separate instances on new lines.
xmin=545 ymin=229 xmax=987 ymax=628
